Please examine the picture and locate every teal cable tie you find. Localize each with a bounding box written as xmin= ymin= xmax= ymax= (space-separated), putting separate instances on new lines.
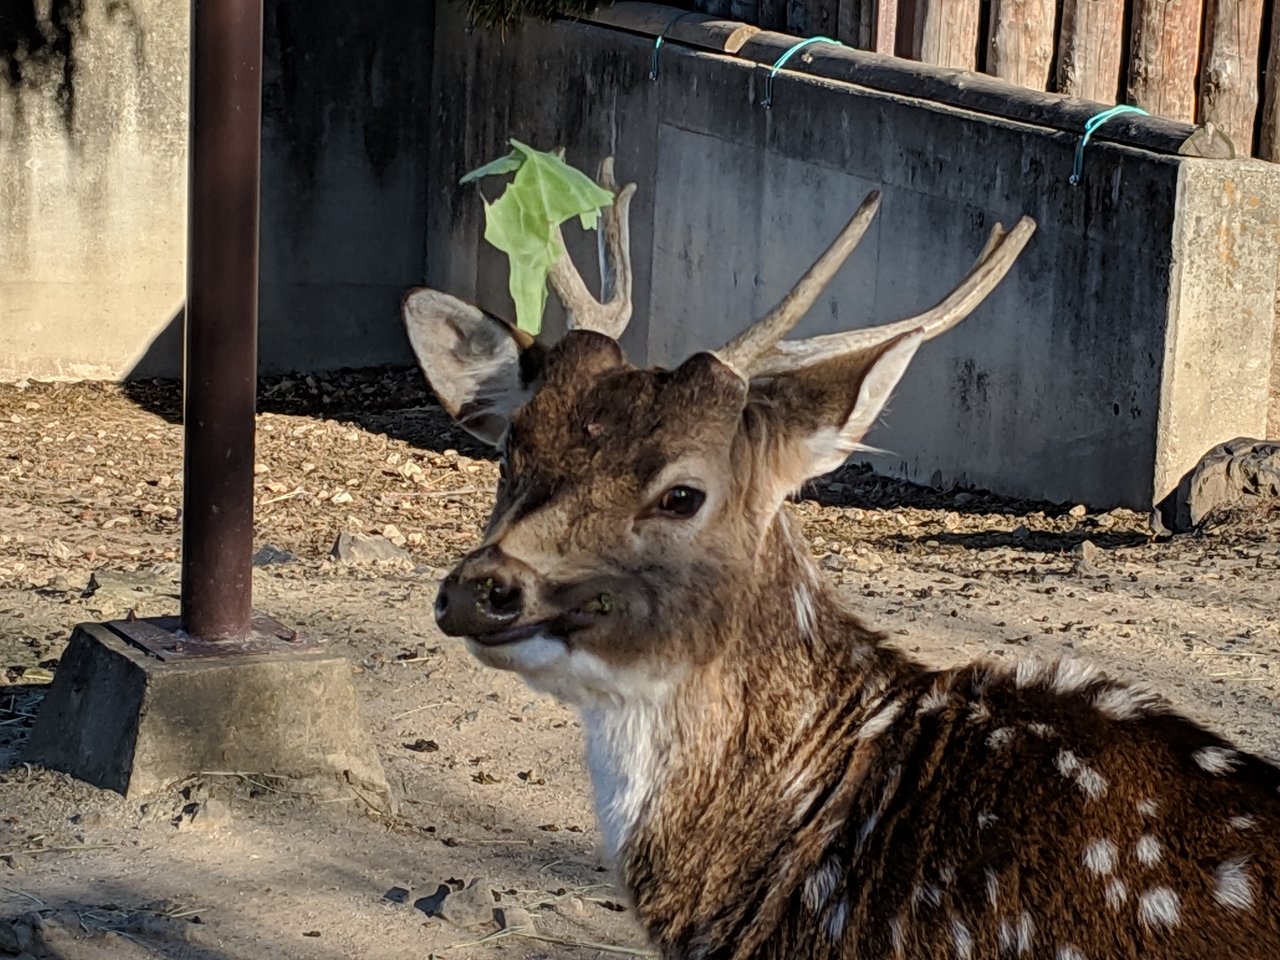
xmin=1070 ymin=104 xmax=1149 ymax=185
xmin=762 ymin=36 xmax=842 ymax=107
xmin=650 ymin=11 xmax=698 ymax=81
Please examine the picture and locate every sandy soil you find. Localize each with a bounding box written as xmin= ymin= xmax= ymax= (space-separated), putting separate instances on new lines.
xmin=0 ymin=371 xmax=1277 ymax=959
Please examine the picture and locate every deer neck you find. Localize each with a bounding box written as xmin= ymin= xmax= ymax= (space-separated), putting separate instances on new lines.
xmin=580 ymin=511 xmax=908 ymax=912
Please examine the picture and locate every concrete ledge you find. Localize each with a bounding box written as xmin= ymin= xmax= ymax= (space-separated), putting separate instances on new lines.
xmin=25 ymin=623 xmax=393 ymax=811
xmin=428 ymin=5 xmax=1280 ymax=509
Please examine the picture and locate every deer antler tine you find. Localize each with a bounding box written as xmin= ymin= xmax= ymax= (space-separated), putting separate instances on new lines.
xmin=547 ymin=156 xmax=636 ymax=340
xmin=717 ymin=190 xmax=882 ymax=375
xmin=747 ymin=216 xmax=1037 ymax=378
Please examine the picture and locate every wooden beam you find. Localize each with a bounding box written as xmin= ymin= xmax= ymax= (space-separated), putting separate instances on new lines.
xmin=836 ymin=0 xmax=874 ymax=48
xmin=1127 ymin=0 xmax=1205 ymax=122
xmin=1199 ymin=0 xmax=1267 ymax=154
xmin=910 ymin=0 xmax=981 ymax=69
xmin=757 ymin=0 xmax=788 ymax=29
xmin=585 ymin=1 xmax=761 ymax=52
xmin=1055 ymin=0 xmax=1125 ymax=103
xmin=788 ymin=0 xmax=840 ymax=37
xmin=1254 ymin=0 xmax=1279 ymax=159
xmin=873 ymin=0 xmax=898 ymax=54
xmin=987 ymin=0 xmax=1056 ymax=90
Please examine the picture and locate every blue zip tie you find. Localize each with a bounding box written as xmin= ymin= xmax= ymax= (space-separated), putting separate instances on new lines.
xmin=761 ymin=36 xmax=842 ymax=107
xmin=650 ymin=11 xmax=698 ymax=80
xmin=1070 ymin=104 xmax=1149 ymax=185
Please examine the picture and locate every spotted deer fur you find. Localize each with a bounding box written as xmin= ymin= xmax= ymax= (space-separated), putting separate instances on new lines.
xmin=405 ymin=163 xmax=1280 ymax=959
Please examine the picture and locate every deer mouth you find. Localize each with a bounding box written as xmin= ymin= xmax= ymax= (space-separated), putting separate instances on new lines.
xmin=467 ymin=604 xmax=605 ymax=648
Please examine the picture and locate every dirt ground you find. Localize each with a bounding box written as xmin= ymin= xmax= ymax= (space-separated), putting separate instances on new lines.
xmin=0 ymin=370 xmax=1277 ymax=960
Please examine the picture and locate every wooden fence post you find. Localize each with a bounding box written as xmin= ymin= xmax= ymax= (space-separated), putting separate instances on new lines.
xmin=988 ymin=0 xmax=1056 ymax=90
xmin=1055 ymin=0 xmax=1125 ymax=103
xmin=1260 ymin=0 xmax=1280 ymax=159
xmin=910 ymin=0 xmax=982 ymax=69
xmin=1127 ymin=0 xmax=1206 ymax=122
xmin=1198 ymin=0 xmax=1267 ymax=152
xmin=787 ymin=0 xmax=840 ymax=35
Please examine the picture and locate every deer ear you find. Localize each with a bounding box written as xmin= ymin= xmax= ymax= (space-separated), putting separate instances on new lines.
xmin=750 ymin=329 xmax=924 ymax=491
xmin=402 ymin=288 xmax=542 ymax=447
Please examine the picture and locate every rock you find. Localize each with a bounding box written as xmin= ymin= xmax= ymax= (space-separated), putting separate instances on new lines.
xmin=1068 ymin=504 xmax=1087 ymax=519
xmin=496 ymin=905 xmax=536 ymax=931
xmin=330 ymin=532 xmax=412 ymax=565
xmin=415 ymin=879 xmax=496 ymax=928
xmin=1071 ymin=539 xmax=1102 ymax=573
xmin=378 ymin=523 xmax=408 ymax=547
xmin=2 ymin=853 xmax=35 ymax=871
xmin=252 ymin=544 xmax=297 ymax=566
xmin=1155 ymin=437 xmax=1280 ymax=534
xmin=188 ymin=798 xmax=231 ymax=831
xmin=819 ymin=553 xmax=845 ymax=572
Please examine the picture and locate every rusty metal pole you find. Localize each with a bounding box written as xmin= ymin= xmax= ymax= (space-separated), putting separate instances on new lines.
xmin=180 ymin=0 xmax=263 ymax=640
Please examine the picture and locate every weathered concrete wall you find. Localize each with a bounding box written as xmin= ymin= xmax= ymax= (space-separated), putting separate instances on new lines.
xmin=0 ymin=0 xmax=433 ymax=381
xmin=426 ymin=6 xmax=1280 ymax=509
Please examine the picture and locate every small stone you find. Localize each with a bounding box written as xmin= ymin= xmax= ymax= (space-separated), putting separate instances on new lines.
xmin=379 ymin=523 xmax=407 ymax=547
xmin=330 ymin=490 xmax=354 ymax=505
xmin=1068 ymin=504 xmax=1087 ymax=518
xmin=819 ymin=553 xmax=845 ymax=571
xmin=2 ymin=853 xmax=35 ymax=871
xmin=496 ymin=906 xmax=536 ymax=932
xmin=188 ymin=799 xmax=231 ymax=831
xmin=419 ymin=879 xmax=496 ymax=928
xmin=330 ymin=532 xmax=412 ymax=565
xmin=1071 ymin=539 xmax=1102 ymax=573
xmin=252 ymin=544 xmax=297 ymax=566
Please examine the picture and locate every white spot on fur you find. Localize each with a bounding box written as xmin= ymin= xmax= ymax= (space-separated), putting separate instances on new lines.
xmin=1093 ymin=684 xmax=1160 ymax=720
xmin=939 ymin=865 xmax=957 ymax=885
xmin=1229 ymin=815 xmax=1257 ymax=831
xmin=826 ymin=899 xmax=849 ymax=940
xmin=1138 ymin=887 xmax=1180 ymax=928
xmin=913 ymin=883 xmax=943 ymax=907
xmin=889 ymin=916 xmax=905 ymax=957
xmin=857 ymin=699 xmax=903 ymax=741
xmin=1135 ymin=834 xmax=1162 ymax=867
xmin=950 ymin=917 xmax=973 ymax=959
xmin=1014 ymin=659 xmax=1047 ymax=688
xmin=978 ymin=810 xmax=998 ymax=829
xmin=919 ymin=678 xmax=951 ymax=714
xmin=803 ymin=858 xmax=842 ymax=911
xmin=985 ymin=868 xmax=999 ymax=908
xmin=793 ymin=584 xmax=817 ymax=639
xmin=1055 ymin=749 xmax=1108 ymax=800
xmin=1057 ymin=946 xmax=1085 ymax=960
xmin=1105 ymin=879 xmax=1128 ymax=910
xmin=1051 ymin=659 xmax=1101 ymax=693
xmin=998 ymin=912 xmax=1034 ymax=955
xmin=1083 ymin=838 xmax=1117 ymax=875
xmin=1136 ymin=798 xmax=1159 ymax=817
xmin=1213 ymin=858 xmax=1255 ymax=910
xmin=1194 ymin=746 xmax=1240 ymax=775
xmin=987 ymin=727 xmax=1015 ymax=750
xmin=1027 ymin=722 xmax=1055 ymax=738
xmin=968 ymin=701 xmax=991 ymax=723
xmin=788 ymin=783 xmax=822 ymax=825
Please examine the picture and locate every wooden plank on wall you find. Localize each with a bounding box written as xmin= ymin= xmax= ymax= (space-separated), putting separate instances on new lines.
xmin=910 ymin=0 xmax=982 ymax=69
xmin=728 ymin=0 xmax=760 ymax=21
xmin=836 ymin=0 xmax=873 ymax=47
xmin=873 ymin=0 xmax=898 ymax=54
xmin=1055 ymin=0 xmax=1125 ymax=103
xmin=757 ymin=0 xmax=788 ymax=29
xmin=1127 ymin=0 xmax=1206 ymax=121
xmin=788 ymin=0 xmax=840 ymax=36
xmin=1199 ymin=0 xmax=1267 ymax=153
xmin=987 ymin=0 xmax=1055 ymax=90
xmin=1255 ymin=0 xmax=1280 ymax=158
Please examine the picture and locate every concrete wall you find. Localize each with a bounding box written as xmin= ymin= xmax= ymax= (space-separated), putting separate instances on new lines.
xmin=426 ymin=6 xmax=1279 ymax=510
xmin=0 ymin=0 xmax=433 ymax=381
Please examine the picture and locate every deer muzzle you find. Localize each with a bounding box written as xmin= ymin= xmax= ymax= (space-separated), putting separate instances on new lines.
xmin=434 ymin=546 xmax=617 ymax=647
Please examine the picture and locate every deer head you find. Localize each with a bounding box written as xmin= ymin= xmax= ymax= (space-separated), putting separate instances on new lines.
xmin=404 ymin=157 xmax=1036 ymax=708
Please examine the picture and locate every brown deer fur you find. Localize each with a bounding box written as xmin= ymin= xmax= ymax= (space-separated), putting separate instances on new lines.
xmin=403 ymin=178 xmax=1280 ymax=959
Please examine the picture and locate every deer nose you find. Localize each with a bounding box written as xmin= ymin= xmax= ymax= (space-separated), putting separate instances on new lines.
xmin=435 ymin=570 xmax=524 ymax=637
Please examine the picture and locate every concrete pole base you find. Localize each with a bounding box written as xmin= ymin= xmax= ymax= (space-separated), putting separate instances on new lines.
xmin=24 ymin=621 xmax=395 ymax=814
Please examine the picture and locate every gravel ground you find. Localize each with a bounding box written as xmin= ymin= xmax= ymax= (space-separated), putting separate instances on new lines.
xmin=0 ymin=370 xmax=1277 ymax=959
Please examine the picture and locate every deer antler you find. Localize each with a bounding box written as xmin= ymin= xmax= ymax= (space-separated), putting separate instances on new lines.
xmin=717 ymin=190 xmax=1037 ymax=378
xmin=716 ymin=190 xmax=882 ymax=374
xmin=548 ymin=157 xmax=637 ymax=340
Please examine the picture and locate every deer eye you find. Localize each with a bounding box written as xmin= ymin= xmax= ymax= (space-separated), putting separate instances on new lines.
xmin=655 ymin=485 xmax=705 ymax=519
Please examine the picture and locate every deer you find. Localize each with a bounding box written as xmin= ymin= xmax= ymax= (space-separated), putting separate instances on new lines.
xmin=402 ymin=157 xmax=1280 ymax=959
